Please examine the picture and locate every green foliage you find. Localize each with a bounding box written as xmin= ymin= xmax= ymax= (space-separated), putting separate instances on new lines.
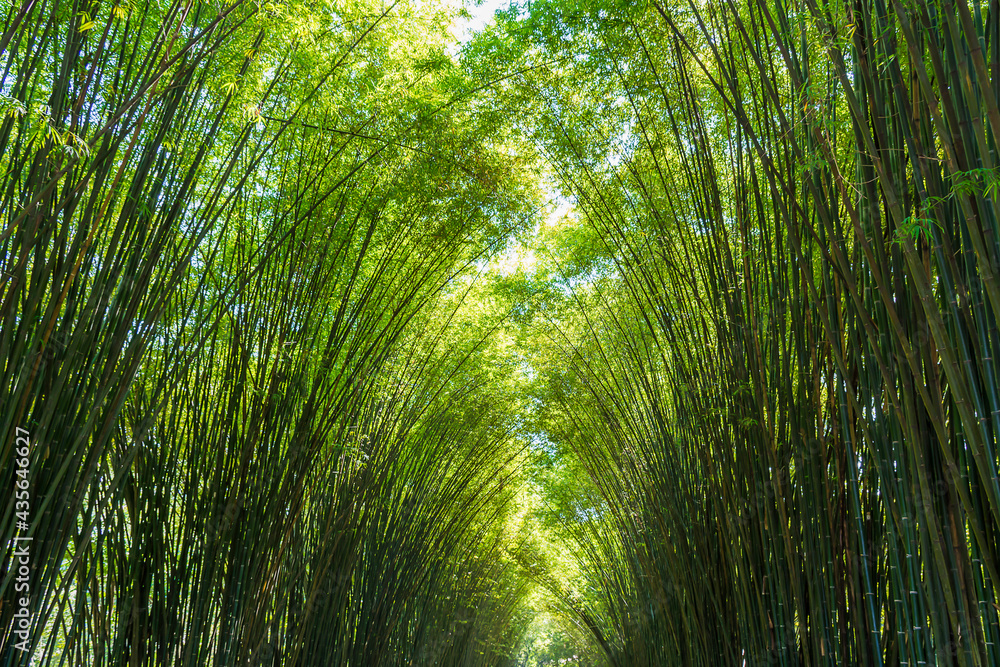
xmin=469 ymin=0 xmax=1000 ymax=664
xmin=0 ymin=0 xmax=540 ymax=664
xmin=6 ymin=0 xmax=1000 ymax=665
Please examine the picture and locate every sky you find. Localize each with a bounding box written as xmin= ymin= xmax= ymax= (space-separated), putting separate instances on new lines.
xmin=451 ymin=0 xmax=511 ymax=45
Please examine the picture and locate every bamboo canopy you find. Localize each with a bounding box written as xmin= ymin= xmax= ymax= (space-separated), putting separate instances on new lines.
xmin=2 ymin=0 xmax=999 ymax=665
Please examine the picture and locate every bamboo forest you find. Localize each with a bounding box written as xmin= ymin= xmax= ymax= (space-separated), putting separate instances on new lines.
xmin=4 ymin=0 xmax=1000 ymax=664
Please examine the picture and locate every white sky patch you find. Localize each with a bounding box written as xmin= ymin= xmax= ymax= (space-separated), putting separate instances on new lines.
xmin=450 ymin=0 xmax=509 ymax=47
xmin=492 ymin=195 xmax=571 ymax=277
xmin=544 ymin=198 xmax=573 ymax=229
xmin=496 ymin=242 xmax=537 ymax=276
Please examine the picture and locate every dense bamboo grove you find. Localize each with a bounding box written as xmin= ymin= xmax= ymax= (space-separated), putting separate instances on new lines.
xmin=0 ymin=0 xmax=537 ymax=664
xmin=500 ymin=0 xmax=1000 ymax=664
xmin=4 ymin=0 xmax=1000 ymax=665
